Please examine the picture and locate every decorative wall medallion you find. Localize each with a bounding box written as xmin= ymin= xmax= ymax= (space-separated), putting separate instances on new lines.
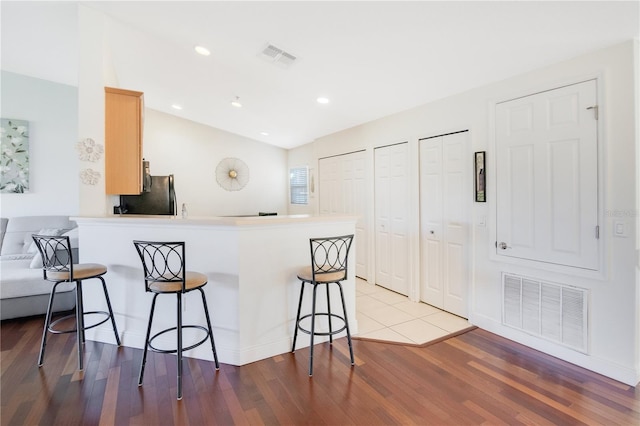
xmin=0 ymin=118 xmax=29 ymax=193
xmin=76 ymin=138 xmax=104 ymax=162
xmin=215 ymin=157 xmax=249 ymax=191
xmin=80 ymin=168 xmax=101 ymax=185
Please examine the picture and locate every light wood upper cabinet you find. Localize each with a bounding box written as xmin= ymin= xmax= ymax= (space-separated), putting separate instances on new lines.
xmin=105 ymin=87 xmax=144 ymax=195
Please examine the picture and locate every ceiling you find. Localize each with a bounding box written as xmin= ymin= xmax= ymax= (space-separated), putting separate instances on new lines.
xmin=1 ymin=1 xmax=638 ymax=149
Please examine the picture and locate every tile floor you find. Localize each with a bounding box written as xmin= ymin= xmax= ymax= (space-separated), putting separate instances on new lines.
xmin=354 ymin=278 xmax=472 ymax=345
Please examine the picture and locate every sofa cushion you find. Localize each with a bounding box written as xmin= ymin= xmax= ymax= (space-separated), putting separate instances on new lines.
xmin=26 ymin=228 xmax=66 ymax=254
xmin=1 ymin=253 xmax=35 ymax=261
xmin=0 ymin=258 xmax=74 ymax=299
xmin=1 ymin=216 xmax=76 ymax=255
xmin=29 ymin=228 xmax=79 ymax=269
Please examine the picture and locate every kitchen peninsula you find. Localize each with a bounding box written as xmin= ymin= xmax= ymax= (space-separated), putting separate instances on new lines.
xmin=73 ymin=214 xmax=357 ymax=366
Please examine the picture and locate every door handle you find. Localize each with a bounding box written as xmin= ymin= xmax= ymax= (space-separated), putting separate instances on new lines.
xmin=498 ymin=242 xmax=510 ymax=250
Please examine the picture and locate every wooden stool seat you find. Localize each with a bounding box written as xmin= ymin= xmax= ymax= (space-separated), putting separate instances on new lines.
xmin=46 ymin=263 xmax=107 ymax=281
xmin=148 ymin=271 xmax=208 ymax=293
xmin=297 ymin=266 xmax=347 ymax=283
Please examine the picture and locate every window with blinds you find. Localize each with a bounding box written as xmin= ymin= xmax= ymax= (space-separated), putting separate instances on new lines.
xmin=290 ymin=166 xmax=308 ymax=205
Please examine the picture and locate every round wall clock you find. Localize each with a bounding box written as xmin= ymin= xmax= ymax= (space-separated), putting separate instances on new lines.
xmin=215 ymin=157 xmax=250 ymax=191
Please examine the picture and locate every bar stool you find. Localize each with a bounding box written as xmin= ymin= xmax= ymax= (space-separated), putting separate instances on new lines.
xmin=133 ymin=240 xmax=219 ymax=400
xmin=31 ymin=234 xmax=121 ymax=370
xmin=291 ymin=234 xmax=355 ymax=376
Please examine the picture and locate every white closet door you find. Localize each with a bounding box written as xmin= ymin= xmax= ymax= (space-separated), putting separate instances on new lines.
xmin=375 ymin=143 xmax=409 ymax=295
xmin=441 ymin=133 xmax=468 ymax=315
xmin=495 ymin=80 xmax=598 ymax=270
xmin=420 ymin=138 xmax=444 ymax=305
xmin=319 ymin=151 xmax=368 ymax=279
xmin=319 ymin=156 xmax=341 ymax=215
xmin=420 ymin=132 xmax=469 ymax=317
xmin=343 ymin=154 xmax=368 ymax=278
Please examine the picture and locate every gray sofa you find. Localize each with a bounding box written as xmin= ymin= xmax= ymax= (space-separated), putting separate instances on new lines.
xmin=0 ymin=215 xmax=78 ymax=320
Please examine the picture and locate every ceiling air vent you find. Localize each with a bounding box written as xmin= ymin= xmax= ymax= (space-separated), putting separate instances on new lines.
xmin=259 ymin=43 xmax=298 ymax=68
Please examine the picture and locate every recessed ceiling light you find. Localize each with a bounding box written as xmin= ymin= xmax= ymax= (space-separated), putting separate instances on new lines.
xmin=260 ymin=132 xmax=269 ymax=136
xmin=316 ymin=97 xmax=330 ymax=104
xmin=171 ymin=104 xmax=183 ymax=110
xmin=194 ymin=45 xmax=210 ymax=56
xmin=231 ymin=96 xmax=242 ymax=108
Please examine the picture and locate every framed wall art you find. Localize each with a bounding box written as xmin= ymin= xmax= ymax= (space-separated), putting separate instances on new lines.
xmin=1 ymin=118 xmax=29 ymax=193
xmin=475 ymin=151 xmax=486 ymax=202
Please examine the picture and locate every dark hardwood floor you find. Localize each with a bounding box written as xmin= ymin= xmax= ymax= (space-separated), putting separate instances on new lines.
xmin=2 ymin=314 xmax=639 ymax=425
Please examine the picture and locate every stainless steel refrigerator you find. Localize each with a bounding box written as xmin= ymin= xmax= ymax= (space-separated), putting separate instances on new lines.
xmin=119 ymin=175 xmax=176 ymax=215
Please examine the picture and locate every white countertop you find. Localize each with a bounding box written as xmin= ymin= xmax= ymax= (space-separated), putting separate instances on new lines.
xmin=72 ymin=214 xmax=358 ymax=227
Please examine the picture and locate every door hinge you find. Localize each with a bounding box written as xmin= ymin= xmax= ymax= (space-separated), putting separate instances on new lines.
xmin=595 ymin=225 xmax=600 ymax=239
xmin=587 ymin=105 xmax=599 ymax=120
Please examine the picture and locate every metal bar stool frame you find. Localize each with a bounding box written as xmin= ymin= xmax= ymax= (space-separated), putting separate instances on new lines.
xmin=133 ymin=240 xmax=219 ymax=400
xmin=31 ymin=234 xmax=121 ymax=371
xmin=291 ymin=234 xmax=355 ymax=376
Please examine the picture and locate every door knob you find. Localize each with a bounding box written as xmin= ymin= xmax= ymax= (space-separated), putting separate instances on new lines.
xmin=498 ymin=242 xmax=510 ymax=250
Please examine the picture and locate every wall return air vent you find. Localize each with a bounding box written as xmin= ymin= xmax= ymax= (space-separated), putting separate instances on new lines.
xmin=258 ymin=43 xmax=298 ymax=68
xmin=502 ymin=273 xmax=588 ymax=353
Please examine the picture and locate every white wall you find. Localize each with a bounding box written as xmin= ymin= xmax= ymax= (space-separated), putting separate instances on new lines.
xmin=0 ymin=71 xmax=79 ymax=218
xmin=3 ymin=5 xmax=289 ymax=220
xmin=634 ymin=38 xmax=640 ymax=382
xmin=143 ymin=109 xmax=288 ymax=217
xmin=77 ymin=4 xmax=120 ymax=217
xmin=0 ymin=69 xmax=288 ymax=220
xmin=290 ymin=40 xmax=639 ymax=385
xmin=74 ymin=5 xmax=288 ymax=218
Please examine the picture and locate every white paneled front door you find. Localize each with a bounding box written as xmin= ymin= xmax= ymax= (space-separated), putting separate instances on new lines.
xmin=374 ymin=143 xmax=409 ymax=296
xmin=495 ymin=79 xmax=599 ymax=270
xmin=419 ymin=132 xmax=470 ymax=317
